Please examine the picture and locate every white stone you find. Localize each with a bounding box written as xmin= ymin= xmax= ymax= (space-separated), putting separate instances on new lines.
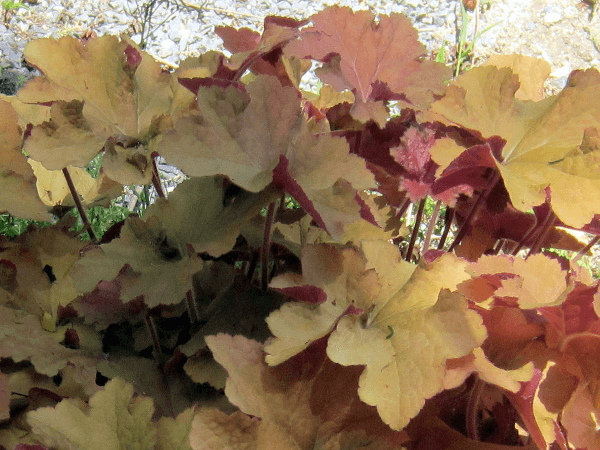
xmin=544 ymin=12 xmax=562 ymax=24
xmin=179 ymin=24 xmax=190 ymax=39
xmin=550 ymin=62 xmax=571 ymax=79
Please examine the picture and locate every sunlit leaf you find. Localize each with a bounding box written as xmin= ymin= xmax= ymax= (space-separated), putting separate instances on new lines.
xmin=430 ymin=66 xmax=600 ymax=227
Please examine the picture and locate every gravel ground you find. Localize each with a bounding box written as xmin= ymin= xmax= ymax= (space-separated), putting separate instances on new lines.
xmin=1 ymin=0 xmax=600 ymax=93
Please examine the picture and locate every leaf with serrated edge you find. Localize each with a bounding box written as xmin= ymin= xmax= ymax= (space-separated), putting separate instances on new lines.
xmin=0 ymin=100 xmax=52 ymax=221
xmin=144 ymin=177 xmax=281 ymax=257
xmin=24 ymin=100 xmax=107 ymax=171
xmin=27 ymin=378 xmax=156 ymax=450
xmin=157 ymin=407 xmax=195 ymax=450
xmin=483 ymin=54 xmax=551 ymax=101
xmin=101 ymin=141 xmax=152 ymax=185
xmin=560 ymin=382 xmax=600 ymax=450
xmin=1 ymin=100 xmax=39 ymax=178
xmin=0 ymin=224 xmax=87 ymax=324
xmin=430 ymin=66 xmax=600 ymax=228
xmin=286 ymin=6 xmax=450 ymax=108
xmin=327 ymin=288 xmax=484 ymax=431
xmin=157 ymin=76 xmax=375 ymax=239
xmin=0 ymin=92 xmax=50 ymax=127
xmin=265 ymin=244 xmax=382 ymax=365
xmin=206 ymin=333 xmax=407 ymax=449
xmin=19 ymin=35 xmax=191 ymax=170
xmin=467 ymin=253 xmax=571 ymax=309
xmin=266 ymin=244 xmax=484 ymax=430
xmin=72 ymin=215 xmax=202 ymax=308
xmin=443 ymin=347 xmax=533 ymax=392
xmin=0 ymin=306 xmax=79 ymax=376
xmin=189 ymin=409 xmax=262 ymax=450
xmin=184 ymin=353 xmax=227 ymax=389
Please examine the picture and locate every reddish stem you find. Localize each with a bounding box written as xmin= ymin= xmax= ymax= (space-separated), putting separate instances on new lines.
xmin=145 ymin=311 xmax=162 ymax=358
xmin=233 ymin=50 xmax=265 ymax=82
xmin=449 ymin=171 xmax=500 ymax=252
xmin=144 ymin=310 xmax=174 ymax=417
xmin=511 ymin=212 xmax=539 ymax=256
xmin=261 ymin=201 xmax=277 ymax=291
xmin=62 ymin=167 xmax=97 ymax=242
xmin=438 ymin=207 xmax=454 ymax=250
xmin=246 ymin=252 xmax=259 ymax=282
xmin=405 ymin=198 xmax=426 ymax=262
xmin=422 ymin=199 xmax=441 ymax=252
xmin=151 ymin=158 xmax=166 ymax=199
xmin=527 ymin=210 xmax=556 ymax=257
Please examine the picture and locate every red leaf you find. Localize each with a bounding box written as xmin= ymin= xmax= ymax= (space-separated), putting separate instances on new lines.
xmin=505 ymin=369 xmax=548 ymax=450
xmin=215 ymin=27 xmax=261 ymax=53
xmin=287 ymin=6 xmax=450 ymax=107
xmin=123 ymin=45 xmax=142 ymax=70
xmin=271 ymin=284 xmax=327 ymax=304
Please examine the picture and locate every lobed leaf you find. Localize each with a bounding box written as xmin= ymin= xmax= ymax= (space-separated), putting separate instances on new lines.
xmin=430 ymin=66 xmax=600 ymax=227
xmin=72 ymin=215 xmax=203 ymax=308
xmin=266 ymin=244 xmax=485 ymax=430
xmin=19 ymin=34 xmax=194 ymax=171
xmin=465 ymin=253 xmax=572 ymax=309
xmin=27 ymin=378 xmax=157 ymax=450
xmin=206 ymin=333 xmax=407 ymax=449
xmin=0 ymin=306 xmax=80 ymax=376
xmin=144 ymin=177 xmax=280 ymax=257
xmin=0 ymin=100 xmax=52 ymax=221
xmin=157 ymin=75 xmax=375 ymax=238
xmin=286 ymin=6 xmax=451 ymax=108
xmin=29 ymin=159 xmax=122 ymax=208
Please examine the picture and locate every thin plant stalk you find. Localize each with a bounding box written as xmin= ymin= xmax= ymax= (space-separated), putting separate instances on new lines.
xmin=405 ymin=198 xmax=426 ymax=262
xmin=449 ymin=171 xmax=500 ymax=252
xmin=422 ymin=199 xmax=442 ymax=252
xmin=454 ymin=1 xmax=499 ymax=77
xmin=261 ymin=201 xmax=278 ymax=291
xmin=144 ymin=310 xmax=174 ymax=417
xmin=438 ymin=207 xmax=454 ymax=250
xmin=492 ymin=238 xmax=505 ymax=255
xmin=572 ymin=235 xmax=600 ymax=264
xmin=527 ymin=210 xmax=556 ymax=257
xmin=152 ymin=157 xmax=166 ymax=199
xmin=62 ymin=167 xmax=97 ymax=242
xmin=145 ymin=312 xmax=162 ymax=358
xmin=397 ymin=197 xmax=411 ymax=221
xmin=246 ymin=251 xmax=259 ymax=283
xmin=186 ymin=290 xmax=199 ymax=324
xmin=511 ymin=213 xmax=539 ymax=256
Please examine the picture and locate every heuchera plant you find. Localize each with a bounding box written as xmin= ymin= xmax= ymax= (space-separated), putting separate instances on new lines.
xmin=1 ymin=5 xmax=600 ymax=449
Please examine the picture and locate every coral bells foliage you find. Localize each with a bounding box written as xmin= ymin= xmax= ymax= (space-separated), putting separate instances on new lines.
xmin=2 ymin=6 xmax=600 ymax=450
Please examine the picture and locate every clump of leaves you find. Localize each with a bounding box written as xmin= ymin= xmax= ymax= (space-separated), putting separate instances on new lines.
xmin=0 ymin=6 xmax=600 ymax=450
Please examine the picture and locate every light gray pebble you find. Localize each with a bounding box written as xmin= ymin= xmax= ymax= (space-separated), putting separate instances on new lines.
xmin=544 ymin=12 xmax=562 ymax=24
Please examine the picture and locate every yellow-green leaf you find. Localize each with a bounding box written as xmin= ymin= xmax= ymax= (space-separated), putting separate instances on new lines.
xmin=28 ymin=378 xmax=156 ymax=450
